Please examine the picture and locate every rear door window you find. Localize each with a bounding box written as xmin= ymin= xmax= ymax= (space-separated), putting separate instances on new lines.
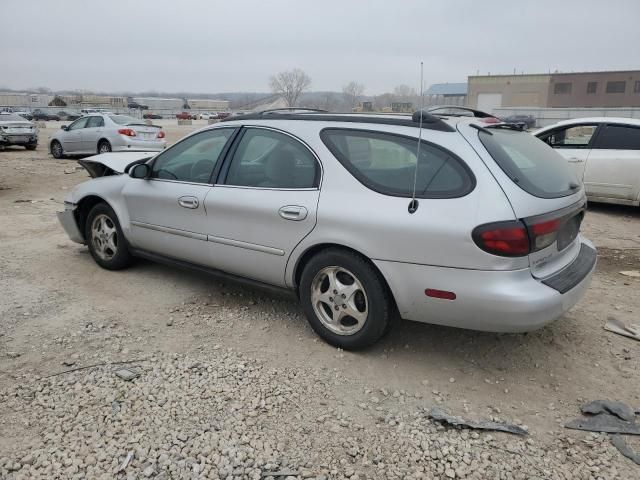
xmin=593 ymin=124 xmax=640 ymax=150
xmin=321 ymin=129 xmax=474 ymax=198
xmin=86 ymin=116 xmax=104 ymax=128
xmin=224 ymin=128 xmax=319 ymax=189
xmin=479 ymin=129 xmax=578 ymax=198
xmin=538 ymin=125 xmax=598 ymax=149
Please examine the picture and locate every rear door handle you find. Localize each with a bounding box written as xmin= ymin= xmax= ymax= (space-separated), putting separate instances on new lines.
xmin=178 ymin=196 xmax=199 ymax=209
xmin=279 ymin=205 xmax=307 ymax=221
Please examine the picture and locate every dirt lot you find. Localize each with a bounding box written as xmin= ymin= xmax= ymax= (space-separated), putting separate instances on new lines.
xmin=1 ymin=121 xmax=639 ymax=479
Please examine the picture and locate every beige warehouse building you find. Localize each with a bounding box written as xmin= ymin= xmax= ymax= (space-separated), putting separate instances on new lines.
xmin=468 ymin=70 xmax=640 ymax=112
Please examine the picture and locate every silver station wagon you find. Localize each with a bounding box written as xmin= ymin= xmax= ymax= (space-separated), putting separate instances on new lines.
xmin=58 ymin=110 xmax=596 ymax=349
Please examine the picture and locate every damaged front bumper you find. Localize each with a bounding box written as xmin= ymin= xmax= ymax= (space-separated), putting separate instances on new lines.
xmin=57 ymin=202 xmax=85 ymax=244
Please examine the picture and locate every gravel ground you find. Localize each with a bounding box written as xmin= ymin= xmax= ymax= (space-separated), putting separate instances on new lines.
xmin=1 ymin=121 xmax=639 ymax=479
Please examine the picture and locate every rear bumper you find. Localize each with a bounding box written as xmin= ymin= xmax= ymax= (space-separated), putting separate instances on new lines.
xmin=0 ymin=134 xmax=37 ymax=146
xmin=374 ymin=238 xmax=596 ymax=333
xmin=111 ymin=136 xmax=166 ymax=152
xmin=57 ymin=203 xmax=85 ymax=244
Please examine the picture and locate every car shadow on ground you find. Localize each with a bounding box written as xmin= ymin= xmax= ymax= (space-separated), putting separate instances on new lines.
xmin=122 ymin=256 xmax=582 ymax=380
xmin=587 ymin=202 xmax=640 ymax=219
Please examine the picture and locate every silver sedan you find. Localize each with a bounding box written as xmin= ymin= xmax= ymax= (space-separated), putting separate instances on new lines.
xmin=49 ymin=114 xmax=166 ymax=158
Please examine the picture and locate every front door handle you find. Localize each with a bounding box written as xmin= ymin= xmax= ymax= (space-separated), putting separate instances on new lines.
xmin=178 ymin=196 xmax=199 ymax=209
xmin=279 ymin=205 xmax=308 ymax=221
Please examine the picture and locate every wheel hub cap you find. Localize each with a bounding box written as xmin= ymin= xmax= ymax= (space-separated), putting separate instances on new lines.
xmin=91 ymin=214 xmax=118 ymax=261
xmin=310 ymin=266 xmax=368 ymax=336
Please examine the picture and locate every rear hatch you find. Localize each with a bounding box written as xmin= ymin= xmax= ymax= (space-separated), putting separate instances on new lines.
xmin=459 ymin=121 xmax=587 ymax=279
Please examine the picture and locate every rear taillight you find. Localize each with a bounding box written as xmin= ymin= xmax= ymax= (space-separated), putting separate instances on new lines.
xmin=472 ymin=221 xmax=530 ymax=257
xmin=530 ymin=218 xmax=561 ymax=251
xmin=118 ymin=128 xmax=136 ymax=137
xmin=474 ymin=211 xmax=580 ymax=257
xmin=157 ymin=130 xmax=165 ymax=139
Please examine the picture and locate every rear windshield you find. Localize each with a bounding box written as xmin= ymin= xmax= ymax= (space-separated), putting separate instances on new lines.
xmin=479 ymin=129 xmax=579 ymax=198
xmin=109 ymin=115 xmax=140 ymax=125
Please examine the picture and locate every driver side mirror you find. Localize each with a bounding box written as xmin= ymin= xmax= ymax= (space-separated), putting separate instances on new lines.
xmin=61 ymin=125 xmax=68 ymax=130
xmin=129 ymin=163 xmax=151 ymax=179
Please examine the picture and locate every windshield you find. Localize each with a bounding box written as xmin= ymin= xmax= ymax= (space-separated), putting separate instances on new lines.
xmin=479 ymin=129 xmax=579 ymax=199
xmin=109 ymin=115 xmax=141 ymax=125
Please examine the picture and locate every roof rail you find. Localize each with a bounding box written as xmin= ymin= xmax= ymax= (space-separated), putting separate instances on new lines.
xmin=258 ymin=107 xmax=328 ymax=115
xmin=220 ymin=110 xmax=455 ymax=132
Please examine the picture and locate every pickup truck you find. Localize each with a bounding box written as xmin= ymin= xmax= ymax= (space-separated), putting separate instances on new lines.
xmin=176 ymin=112 xmax=195 ymax=120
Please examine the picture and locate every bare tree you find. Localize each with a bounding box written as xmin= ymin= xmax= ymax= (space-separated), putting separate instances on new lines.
xmin=393 ymin=84 xmax=417 ymax=101
xmin=269 ymin=69 xmax=312 ymax=107
xmin=342 ymin=81 xmax=365 ymax=110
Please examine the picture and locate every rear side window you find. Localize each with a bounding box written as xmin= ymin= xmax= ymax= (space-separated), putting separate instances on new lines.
xmin=538 ymin=125 xmax=598 ymax=149
xmin=479 ymin=129 xmax=578 ymax=199
xmin=594 ymin=125 xmax=640 ymax=150
xmin=321 ymin=129 xmax=474 ymax=198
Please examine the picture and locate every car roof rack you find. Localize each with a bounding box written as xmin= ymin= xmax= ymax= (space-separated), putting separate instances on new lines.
xmin=221 ymin=109 xmax=455 ymax=132
xmin=428 ymin=106 xmax=495 ymax=119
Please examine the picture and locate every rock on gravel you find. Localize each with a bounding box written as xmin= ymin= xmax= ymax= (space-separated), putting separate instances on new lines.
xmin=0 ymin=351 xmax=635 ymax=479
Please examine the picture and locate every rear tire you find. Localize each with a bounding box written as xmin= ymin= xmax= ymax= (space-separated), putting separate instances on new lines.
xmin=98 ymin=140 xmax=112 ymax=154
xmin=299 ymin=248 xmax=392 ymax=349
xmin=50 ymin=140 xmax=64 ymax=158
xmin=85 ymin=202 xmax=133 ymax=270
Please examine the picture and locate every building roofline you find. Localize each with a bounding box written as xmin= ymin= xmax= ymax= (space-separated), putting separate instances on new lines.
xmin=469 ymin=69 xmax=640 ymax=79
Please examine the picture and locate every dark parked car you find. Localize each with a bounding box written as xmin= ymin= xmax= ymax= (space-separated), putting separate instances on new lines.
xmin=502 ymin=114 xmax=536 ymax=129
xmin=57 ymin=111 xmax=81 ymax=121
xmin=143 ymin=113 xmax=163 ymax=119
xmin=32 ymin=110 xmax=60 ymax=121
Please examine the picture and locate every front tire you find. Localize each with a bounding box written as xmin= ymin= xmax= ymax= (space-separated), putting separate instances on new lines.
xmin=50 ymin=140 xmax=64 ymax=158
xmin=98 ymin=140 xmax=112 ymax=154
xmin=25 ymin=144 xmax=37 ymax=151
xmin=299 ymin=248 xmax=393 ymax=349
xmin=85 ymin=203 xmax=133 ymax=270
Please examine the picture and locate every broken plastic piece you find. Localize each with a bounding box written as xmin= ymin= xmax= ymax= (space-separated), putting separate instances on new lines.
xmin=581 ymin=400 xmax=635 ymax=422
xmin=604 ymin=317 xmax=640 ymax=341
xmin=426 ymin=407 xmax=528 ymax=436
xmin=611 ymin=435 xmax=640 ymax=465
xmin=114 ymin=367 xmax=141 ymax=381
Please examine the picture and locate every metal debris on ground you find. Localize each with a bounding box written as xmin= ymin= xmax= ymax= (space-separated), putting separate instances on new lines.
xmin=610 ymin=435 xmax=640 ymax=465
xmin=565 ymin=400 xmax=640 ymax=435
xmin=62 ymin=360 xmax=76 ymax=367
xmin=116 ymin=451 xmax=134 ymax=473
xmin=604 ymin=317 xmax=640 ymax=341
xmin=619 ymin=270 xmax=640 ymax=278
xmin=261 ymin=470 xmax=299 ymax=478
xmin=114 ymin=367 xmax=141 ymax=381
xmin=426 ymin=407 xmax=528 ymax=436
xmin=581 ymin=400 xmax=636 ymax=422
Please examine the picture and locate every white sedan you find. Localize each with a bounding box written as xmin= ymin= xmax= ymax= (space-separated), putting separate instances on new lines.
xmin=536 ymin=117 xmax=640 ymax=206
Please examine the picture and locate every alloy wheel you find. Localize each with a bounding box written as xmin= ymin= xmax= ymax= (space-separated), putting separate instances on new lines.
xmin=310 ymin=266 xmax=368 ymax=335
xmin=91 ymin=214 xmax=118 ymax=261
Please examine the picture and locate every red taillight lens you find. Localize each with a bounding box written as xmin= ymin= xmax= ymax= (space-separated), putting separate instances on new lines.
xmin=473 ymin=221 xmax=530 ymax=257
xmin=530 ymin=218 xmax=561 ymax=251
xmin=118 ymin=128 xmax=136 ymax=137
xmin=157 ymin=130 xmax=165 ymax=139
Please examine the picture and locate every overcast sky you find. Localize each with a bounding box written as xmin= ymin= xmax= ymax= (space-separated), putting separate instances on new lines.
xmin=2 ymin=0 xmax=638 ymax=94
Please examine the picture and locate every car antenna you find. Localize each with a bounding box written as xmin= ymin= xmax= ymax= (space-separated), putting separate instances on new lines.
xmin=408 ymin=61 xmax=424 ymax=214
